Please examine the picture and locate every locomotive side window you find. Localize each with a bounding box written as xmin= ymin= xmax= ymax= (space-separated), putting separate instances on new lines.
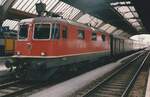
xmin=78 ymin=30 xmax=85 ymax=40
xmin=34 ymin=24 xmax=50 ymax=39
xmin=62 ymin=27 xmax=68 ymax=39
xmin=18 ymin=25 xmax=28 ymax=39
xmin=92 ymin=32 xmax=97 ymax=41
xmin=51 ymin=24 xmax=60 ymax=39
xmin=101 ymin=34 xmax=106 ymax=41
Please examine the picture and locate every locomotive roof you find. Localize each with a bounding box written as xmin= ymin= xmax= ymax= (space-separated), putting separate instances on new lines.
xmin=20 ymin=17 xmax=134 ymax=40
xmin=20 ymin=17 xmax=89 ymax=28
xmin=20 ymin=17 xmax=108 ymax=34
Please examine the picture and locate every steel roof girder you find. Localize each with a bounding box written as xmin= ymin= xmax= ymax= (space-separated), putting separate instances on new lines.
xmin=0 ymin=0 xmax=17 ymax=25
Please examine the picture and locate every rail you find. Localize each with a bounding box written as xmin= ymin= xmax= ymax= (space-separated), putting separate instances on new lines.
xmin=80 ymin=50 xmax=149 ymax=97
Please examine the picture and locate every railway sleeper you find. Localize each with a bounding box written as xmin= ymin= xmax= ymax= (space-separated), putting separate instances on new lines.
xmin=101 ymin=84 xmax=126 ymax=88
xmin=99 ymin=87 xmax=124 ymax=92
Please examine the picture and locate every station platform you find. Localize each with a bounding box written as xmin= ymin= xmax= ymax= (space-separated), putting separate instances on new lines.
xmin=145 ymin=68 xmax=150 ymax=97
xmin=29 ymin=51 xmax=142 ymax=97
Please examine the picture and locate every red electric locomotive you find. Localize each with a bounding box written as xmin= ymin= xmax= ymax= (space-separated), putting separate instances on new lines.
xmin=5 ymin=17 xmax=111 ymax=80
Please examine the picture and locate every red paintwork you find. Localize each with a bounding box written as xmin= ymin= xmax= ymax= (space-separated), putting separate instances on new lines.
xmin=15 ymin=18 xmax=110 ymax=57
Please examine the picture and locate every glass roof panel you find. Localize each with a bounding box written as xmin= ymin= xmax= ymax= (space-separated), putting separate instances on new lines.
xmin=136 ymin=26 xmax=142 ymax=30
xmin=12 ymin=0 xmax=39 ymax=14
xmin=0 ymin=0 xmax=7 ymax=5
xmin=118 ymin=6 xmax=130 ymax=13
xmin=52 ymin=1 xmax=65 ymax=12
xmin=2 ymin=19 xmax=19 ymax=30
xmin=100 ymin=24 xmax=111 ymax=31
xmin=77 ymin=14 xmax=91 ymax=23
xmin=92 ymin=18 xmax=103 ymax=28
xmin=62 ymin=8 xmax=71 ymax=18
xmin=124 ymin=12 xmax=134 ymax=18
xmin=12 ymin=0 xmax=60 ymax=14
xmin=12 ymin=0 xmax=23 ymax=9
xmin=90 ymin=18 xmax=98 ymax=26
xmin=132 ymin=12 xmax=139 ymax=17
xmin=113 ymin=29 xmax=123 ymax=35
xmin=128 ymin=19 xmax=137 ymax=23
xmin=46 ymin=0 xmax=59 ymax=11
xmin=68 ymin=10 xmax=80 ymax=19
xmin=56 ymin=5 xmax=70 ymax=14
xmin=95 ymin=20 xmax=103 ymax=28
xmin=67 ymin=9 xmax=80 ymax=20
xmin=9 ymin=0 xmax=120 ymax=34
xmin=132 ymin=22 xmax=140 ymax=26
xmin=21 ymin=0 xmax=34 ymax=11
xmin=106 ymin=26 xmax=117 ymax=33
xmin=49 ymin=1 xmax=80 ymax=20
xmin=16 ymin=0 xmax=29 ymax=10
xmin=77 ymin=14 xmax=106 ymax=29
xmin=126 ymin=1 xmax=131 ymax=4
xmin=119 ymin=2 xmax=126 ymax=5
xmin=111 ymin=1 xmax=144 ymax=32
xmin=129 ymin=6 xmax=136 ymax=12
xmin=12 ymin=0 xmax=81 ymax=20
xmin=110 ymin=2 xmax=119 ymax=6
xmin=25 ymin=0 xmax=38 ymax=14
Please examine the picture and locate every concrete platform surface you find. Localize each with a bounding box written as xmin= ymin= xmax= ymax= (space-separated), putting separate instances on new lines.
xmin=145 ymin=68 xmax=150 ymax=97
xmin=29 ymin=51 xmax=142 ymax=97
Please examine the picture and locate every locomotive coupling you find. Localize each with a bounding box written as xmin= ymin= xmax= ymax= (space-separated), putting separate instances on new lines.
xmin=5 ymin=60 xmax=14 ymax=71
xmin=5 ymin=60 xmax=13 ymax=68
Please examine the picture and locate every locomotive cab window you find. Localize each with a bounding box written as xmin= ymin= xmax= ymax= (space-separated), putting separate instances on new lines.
xmin=18 ymin=25 xmax=28 ymax=40
xmin=34 ymin=24 xmax=51 ymax=39
xmin=51 ymin=24 xmax=60 ymax=39
xmin=78 ymin=30 xmax=85 ymax=40
xmin=92 ymin=32 xmax=97 ymax=41
xmin=101 ymin=34 xmax=106 ymax=41
xmin=62 ymin=27 xmax=68 ymax=39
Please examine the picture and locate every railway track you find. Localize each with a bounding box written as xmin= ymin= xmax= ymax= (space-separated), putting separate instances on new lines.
xmin=0 ymin=51 xmax=145 ymax=97
xmin=0 ymin=80 xmax=41 ymax=97
xmin=72 ymin=50 xmax=149 ymax=97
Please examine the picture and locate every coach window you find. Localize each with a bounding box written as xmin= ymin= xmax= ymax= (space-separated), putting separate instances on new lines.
xmin=78 ymin=30 xmax=85 ymax=40
xmin=34 ymin=24 xmax=50 ymax=39
xmin=18 ymin=25 xmax=28 ymax=39
xmin=51 ymin=24 xmax=60 ymax=39
xmin=62 ymin=27 xmax=68 ymax=39
xmin=92 ymin=32 xmax=97 ymax=41
xmin=101 ymin=34 xmax=106 ymax=41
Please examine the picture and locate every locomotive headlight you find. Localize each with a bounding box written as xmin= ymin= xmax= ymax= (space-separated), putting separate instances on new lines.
xmin=41 ymin=52 xmax=46 ymax=56
xmin=16 ymin=51 xmax=21 ymax=55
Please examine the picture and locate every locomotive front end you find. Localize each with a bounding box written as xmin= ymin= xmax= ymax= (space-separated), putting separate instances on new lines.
xmin=5 ymin=18 xmax=61 ymax=81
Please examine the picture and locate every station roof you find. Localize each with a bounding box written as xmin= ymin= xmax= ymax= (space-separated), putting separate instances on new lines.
xmin=0 ymin=0 xmax=147 ymax=37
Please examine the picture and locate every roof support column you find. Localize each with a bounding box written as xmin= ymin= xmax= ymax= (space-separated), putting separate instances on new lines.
xmin=0 ymin=0 xmax=17 ymax=24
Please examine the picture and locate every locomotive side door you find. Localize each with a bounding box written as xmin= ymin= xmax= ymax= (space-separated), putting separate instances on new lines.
xmin=60 ymin=24 xmax=68 ymax=55
xmin=16 ymin=23 xmax=32 ymax=56
xmin=31 ymin=23 xmax=51 ymax=56
xmin=25 ymin=23 xmax=34 ymax=55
